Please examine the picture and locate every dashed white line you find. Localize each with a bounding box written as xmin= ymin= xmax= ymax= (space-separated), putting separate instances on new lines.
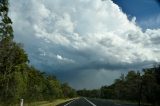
xmin=84 ymin=98 xmax=97 ymax=106
xmin=64 ymin=99 xmax=77 ymax=106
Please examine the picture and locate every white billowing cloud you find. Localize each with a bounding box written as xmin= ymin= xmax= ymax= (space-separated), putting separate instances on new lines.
xmin=9 ymin=0 xmax=160 ymax=89
xmin=57 ymin=55 xmax=63 ymax=60
xmin=56 ymin=54 xmax=75 ymax=63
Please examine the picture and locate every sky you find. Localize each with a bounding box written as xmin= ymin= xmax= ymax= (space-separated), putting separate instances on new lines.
xmin=9 ymin=0 xmax=160 ymax=89
xmin=113 ymin=0 xmax=160 ymax=29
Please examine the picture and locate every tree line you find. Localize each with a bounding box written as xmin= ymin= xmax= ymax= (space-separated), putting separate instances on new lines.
xmin=0 ymin=0 xmax=76 ymax=105
xmin=77 ymin=65 xmax=160 ymax=106
xmin=1 ymin=0 xmax=160 ymax=106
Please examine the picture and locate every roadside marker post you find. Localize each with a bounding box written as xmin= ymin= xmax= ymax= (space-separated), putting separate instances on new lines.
xmin=20 ymin=99 xmax=24 ymax=106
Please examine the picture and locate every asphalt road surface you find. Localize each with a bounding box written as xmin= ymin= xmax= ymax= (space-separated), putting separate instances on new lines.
xmin=57 ymin=98 xmax=138 ymax=106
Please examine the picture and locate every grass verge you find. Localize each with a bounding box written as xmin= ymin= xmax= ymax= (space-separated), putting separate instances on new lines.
xmin=108 ymin=99 xmax=151 ymax=106
xmin=38 ymin=98 xmax=74 ymax=106
xmin=8 ymin=98 xmax=75 ymax=106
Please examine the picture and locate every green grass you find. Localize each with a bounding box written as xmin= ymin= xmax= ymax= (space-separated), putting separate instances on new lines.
xmin=21 ymin=98 xmax=74 ymax=106
xmin=0 ymin=98 xmax=75 ymax=106
xmin=107 ymin=99 xmax=151 ymax=106
xmin=38 ymin=98 xmax=74 ymax=106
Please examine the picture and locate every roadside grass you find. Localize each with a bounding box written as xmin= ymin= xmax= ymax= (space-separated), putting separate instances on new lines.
xmin=38 ymin=98 xmax=74 ymax=106
xmin=0 ymin=98 xmax=75 ymax=106
xmin=108 ymin=99 xmax=151 ymax=106
xmin=89 ymin=98 xmax=151 ymax=106
xmin=23 ymin=98 xmax=74 ymax=106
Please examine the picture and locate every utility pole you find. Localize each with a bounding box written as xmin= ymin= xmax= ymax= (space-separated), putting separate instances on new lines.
xmin=138 ymin=75 xmax=142 ymax=106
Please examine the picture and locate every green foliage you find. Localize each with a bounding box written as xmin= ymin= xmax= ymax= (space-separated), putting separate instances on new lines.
xmin=0 ymin=0 xmax=76 ymax=105
xmin=0 ymin=38 xmax=28 ymax=104
xmin=61 ymin=83 xmax=77 ymax=98
xmin=142 ymin=67 xmax=160 ymax=105
xmin=0 ymin=0 xmax=13 ymax=39
xmin=114 ymin=71 xmax=141 ymax=101
xmin=25 ymin=67 xmax=46 ymax=101
xmin=77 ymin=66 xmax=160 ymax=106
xmin=41 ymin=75 xmax=63 ymax=101
xmin=77 ymin=89 xmax=100 ymax=98
xmin=100 ymin=85 xmax=115 ymax=99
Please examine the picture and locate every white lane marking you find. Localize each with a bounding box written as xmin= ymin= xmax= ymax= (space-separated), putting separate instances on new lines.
xmin=64 ymin=99 xmax=77 ymax=106
xmin=84 ymin=98 xmax=97 ymax=106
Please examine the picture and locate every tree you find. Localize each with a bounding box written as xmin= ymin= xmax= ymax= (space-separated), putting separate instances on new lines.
xmin=62 ymin=83 xmax=76 ymax=98
xmin=0 ymin=0 xmax=76 ymax=104
xmin=114 ymin=74 xmax=127 ymax=100
xmin=25 ymin=67 xmax=46 ymax=101
xmin=100 ymin=85 xmax=115 ymax=99
xmin=0 ymin=0 xmax=30 ymax=104
xmin=0 ymin=40 xmax=28 ymax=103
xmin=0 ymin=0 xmax=13 ymax=40
xmin=142 ymin=67 xmax=160 ymax=105
xmin=43 ymin=76 xmax=63 ymax=100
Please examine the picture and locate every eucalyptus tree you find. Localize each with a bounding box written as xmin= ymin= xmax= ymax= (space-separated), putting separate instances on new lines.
xmin=0 ymin=0 xmax=28 ymax=103
xmin=0 ymin=0 xmax=13 ymax=40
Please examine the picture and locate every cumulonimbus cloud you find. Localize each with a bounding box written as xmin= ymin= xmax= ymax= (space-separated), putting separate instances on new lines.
xmin=9 ymin=0 xmax=160 ymax=89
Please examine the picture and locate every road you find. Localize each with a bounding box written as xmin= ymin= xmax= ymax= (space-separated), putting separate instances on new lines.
xmin=57 ymin=98 xmax=138 ymax=106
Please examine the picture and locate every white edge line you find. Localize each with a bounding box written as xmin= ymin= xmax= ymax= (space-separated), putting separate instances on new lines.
xmin=84 ymin=98 xmax=96 ymax=106
xmin=64 ymin=98 xmax=77 ymax=106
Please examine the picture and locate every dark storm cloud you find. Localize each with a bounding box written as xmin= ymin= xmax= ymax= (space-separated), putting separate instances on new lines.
xmin=9 ymin=0 xmax=160 ymax=89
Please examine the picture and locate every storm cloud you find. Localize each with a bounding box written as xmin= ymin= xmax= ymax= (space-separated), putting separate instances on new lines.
xmin=9 ymin=0 xmax=160 ymax=89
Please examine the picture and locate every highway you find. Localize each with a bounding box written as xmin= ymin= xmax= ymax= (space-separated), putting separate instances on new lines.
xmin=57 ymin=98 xmax=138 ymax=106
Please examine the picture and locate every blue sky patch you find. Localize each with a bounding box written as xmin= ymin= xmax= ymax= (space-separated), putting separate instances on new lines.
xmin=113 ymin=0 xmax=160 ymax=29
